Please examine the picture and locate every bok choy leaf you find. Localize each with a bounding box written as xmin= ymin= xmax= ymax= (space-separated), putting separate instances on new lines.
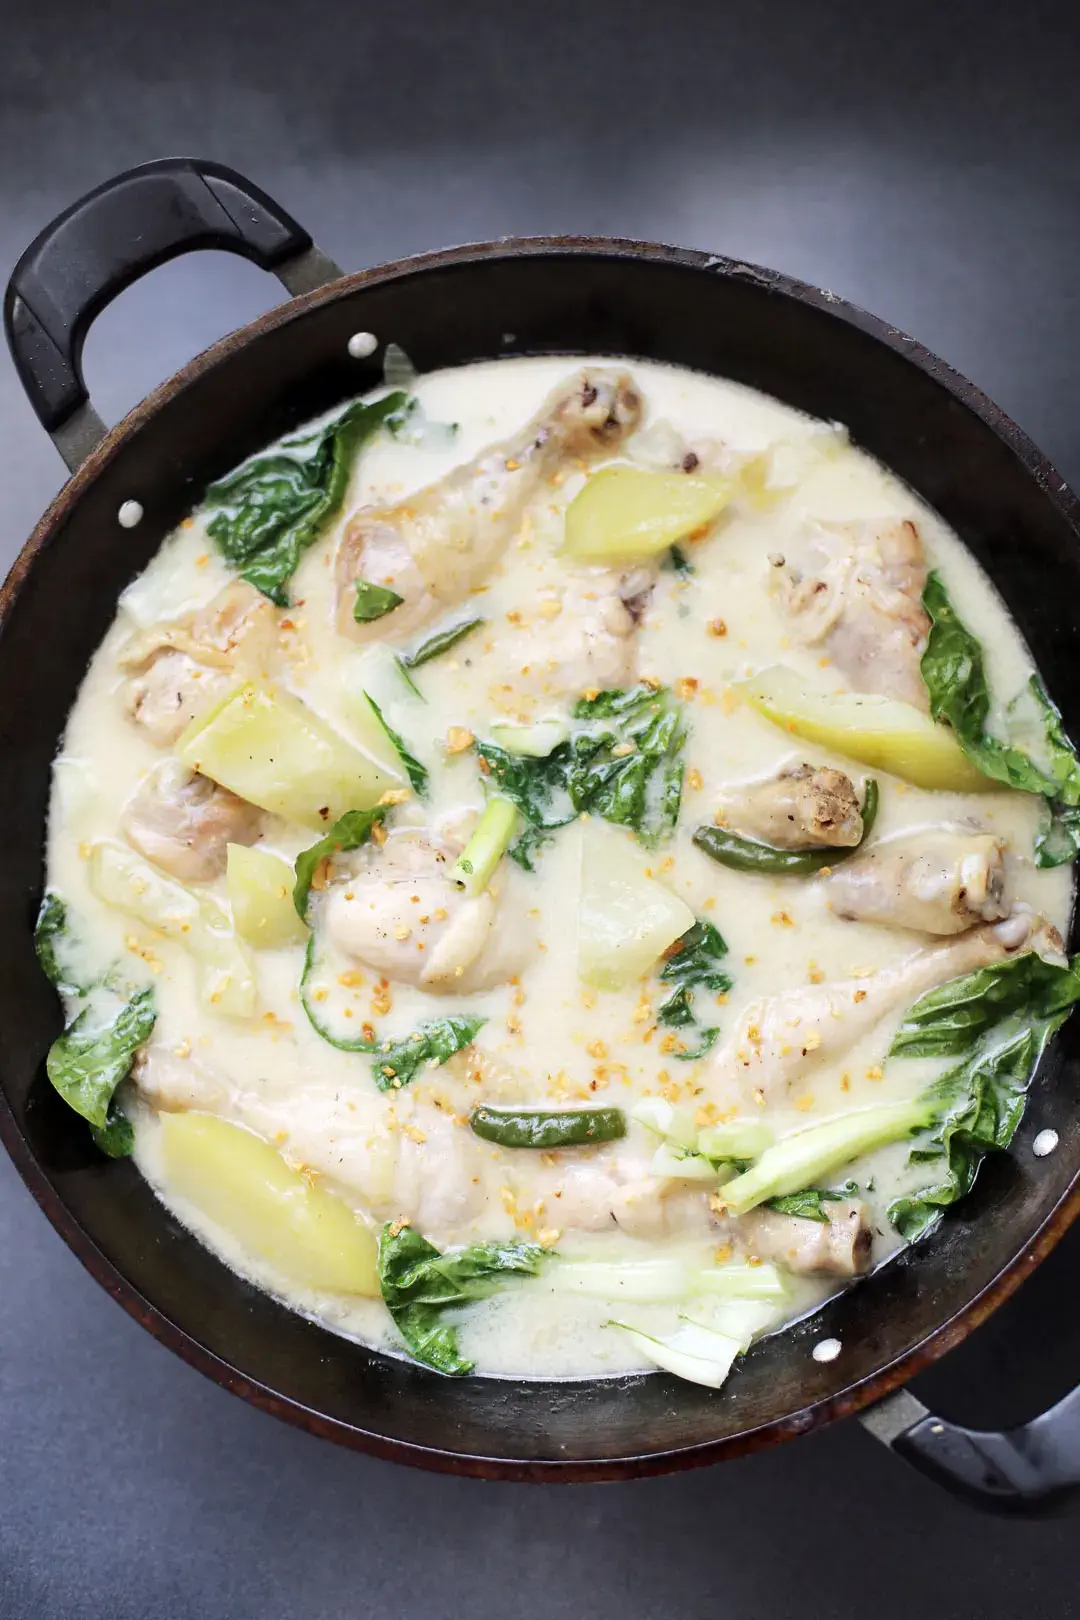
xmin=378 ymin=1223 xmax=549 ymax=1374
xmin=203 ymin=393 xmax=407 ymax=606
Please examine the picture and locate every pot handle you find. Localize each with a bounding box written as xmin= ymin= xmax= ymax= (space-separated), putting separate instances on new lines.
xmin=860 ymin=1383 xmax=1080 ymax=1513
xmin=3 ymin=157 xmax=343 ymax=471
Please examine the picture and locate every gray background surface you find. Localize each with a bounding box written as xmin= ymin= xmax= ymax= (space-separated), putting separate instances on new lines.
xmin=3 ymin=1 xmax=1080 ymax=1614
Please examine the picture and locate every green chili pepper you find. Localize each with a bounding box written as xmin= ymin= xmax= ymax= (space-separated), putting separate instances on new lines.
xmin=469 ymin=1105 xmax=627 ymax=1149
xmin=692 ymin=779 xmax=879 ymax=875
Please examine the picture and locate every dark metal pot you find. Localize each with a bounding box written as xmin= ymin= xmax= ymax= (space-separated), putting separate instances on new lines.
xmin=5 ymin=158 xmax=1080 ymax=1507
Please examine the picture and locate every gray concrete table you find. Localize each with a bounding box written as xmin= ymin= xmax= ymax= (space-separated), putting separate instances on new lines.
xmin=3 ymin=2 xmax=1080 ymax=1614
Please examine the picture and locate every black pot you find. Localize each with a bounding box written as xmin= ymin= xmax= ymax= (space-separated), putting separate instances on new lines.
xmin=5 ymin=158 xmax=1080 ymax=1507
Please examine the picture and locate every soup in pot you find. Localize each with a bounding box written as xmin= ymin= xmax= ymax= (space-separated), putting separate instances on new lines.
xmin=38 ymin=353 xmax=1078 ymax=1386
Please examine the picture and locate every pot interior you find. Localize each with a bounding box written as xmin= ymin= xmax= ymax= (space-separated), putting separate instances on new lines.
xmin=2 ymin=244 xmax=1079 ymax=1476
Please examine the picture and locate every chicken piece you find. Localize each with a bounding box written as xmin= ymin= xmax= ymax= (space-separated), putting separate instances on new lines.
xmin=715 ymin=763 xmax=863 ymax=849
xmin=772 ymin=518 xmax=931 ymax=710
xmin=825 ymin=831 xmax=1007 ymax=935
xmin=709 ymin=911 xmax=1039 ymax=1108
xmin=335 ymin=369 xmax=644 ymax=640
xmin=131 ymin=1045 xmax=228 ymax=1114
xmin=489 ymin=568 xmax=651 ymax=712
xmin=121 ymin=760 xmax=261 ymax=882
xmin=119 ymin=581 xmax=277 ymax=745
xmin=239 ymin=1080 xmax=706 ymax=1246
xmin=735 ymin=1198 xmax=872 ymax=1277
xmin=542 ymin=1153 xmax=708 ymax=1240
xmin=320 ymin=827 xmax=536 ymax=993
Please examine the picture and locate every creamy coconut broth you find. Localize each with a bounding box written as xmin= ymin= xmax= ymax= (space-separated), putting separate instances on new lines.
xmin=41 ymin=356 xmax=1078 ymax=1385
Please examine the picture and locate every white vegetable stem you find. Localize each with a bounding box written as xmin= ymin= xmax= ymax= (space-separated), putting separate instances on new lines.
xmin=450 ymin=797 xmax=519 ymax=896
xmin=488 ymin=717 xmax=571 ymax=758
xmin=551 ymin=1258 xmax=786 ymax=1303
xmin=611 ymin=1320 xmax=743 ymax=1389
xmin=718 ymin=1100 xmax=931 ymax=1215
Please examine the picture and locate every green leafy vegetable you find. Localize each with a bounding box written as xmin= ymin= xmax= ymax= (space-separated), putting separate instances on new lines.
xmin=663 ymin=544 xmax=694 ymax=577
xmin=298 ymin=937 xmax=380 ymax=1053
xmin=507 ymin=824 xmax=553 ymax=871
xmin=203 ymin=393 xmax=406 ymax=606
xmin=354 ymin=581 xmax=405 ymax=623
xmin=401 ymin=617 xmax=486 ymax=670
xmin=299 ymin=938 xmax=484 ymax=1084
xmin=373 ymin=1016 xmax=485 ymax=1090
xmin=765 ymin=1181 xmax=860 ymax=1222
xmin=476 ymin=683 xmax=689 ymax=848
xmin=46 ymin=987 xmax=156 ymax=1130
xmin=91 ymin=1107 xmax=136 ymax=1159
xmin=292 ymin=807 xmax=386 ymax=920
xmin=34 ymin=891 xmax=90 ymax=996
xmin=655 ymin=920 xmax=731 ymax=1060
xmin=364 ymin=693 xmax=428 ymax=797
xmin=378 ymin=1223 xmax=549 ymax=1374
xmin=692 ymin=780 xmax=879 ymax=876
xmin=469 ymin=1106 xmax=627 ymax=1149
xmin=889 ymin=951 xmax=1080 ymax=1059
xmin=886 ymin=951 xmax=1080 ymax=1242
xmin=921 ymin=577 xmax=1080 ymax=857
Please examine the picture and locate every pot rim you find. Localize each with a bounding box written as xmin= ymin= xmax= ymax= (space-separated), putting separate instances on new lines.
xmin=4 ymin=231 xmax=1080 ymax=1480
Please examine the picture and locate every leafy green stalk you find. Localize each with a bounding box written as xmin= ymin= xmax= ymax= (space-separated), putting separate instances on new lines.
xmin=364 ymin=692 xmax=428 ymax=797
xmin=203 ymin=393 xmax=407 ymax=606
xmin=378 ymin=1223 xmax=549 ymax=1374
xmin=46 ymin=987 xmax=156 ymax=1130
xmin=400 ymin=617 xmax=486 ymax=669
xmin=292 ymin=807 xmax=386 ymax=920
xmin=692 ymin=780 xmax=879 ymax=876
xmin=655 ymin=919 xmax=731 ymax=1061
xmin=450 ymin=798 xmax=518 ymax=896
xmin=718 ymin=1101 xmax=929 ymax=1215
xmin=886 ymin=950 xmax=1080 ymax=1240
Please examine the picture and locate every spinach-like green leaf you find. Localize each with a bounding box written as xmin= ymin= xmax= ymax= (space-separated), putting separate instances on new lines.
xmin=34 ymin=891 xmax=90 ymax=996
xmin=401 ymin=617 xmax=486 ymax=670
xmin=292 ymin=807 xmax=386 ymax=920
xmin=655 ymin=920 xmax=731 ymax=1060
xmin=298 ymin=937 xmax=380 ymax=1053
xmin=373 ymin=1015 xmax=485 ymax=1091
xmin=766 ymin=1181 xmax=860 ymax=1222
xmin=354 ymin=581 xmax=405 ymax=623
xmin=889 ymin=951 xmax=1080 ymax=1058
xmin=507 ymin=824 xmax=553 ymax=871
xmin=889 ymin=1012 xmax=1070 ymax=1242
xmin=663 ymin=544 xmax=694 ymax=577
xmin=921 ymin=574 xmax=1072 ymax=798
xmin=1036 ymin=803 xmax=1080 ymax=869
xmin=46 ymin=987 xmax=156 ymax=1130
xmin=474 ymin=741 xmax=575 ymax=831
xmin=204 ymin=393 xmax=407 ymax=606
xmin=378 ymin=1223 xmax=549 ymax=1374
xmin=887 ymin=951 xmax=1080 ymax=1242
xmin=299 ymin=939 xmax=482 ymax=1082
xmin=476 ymin=683 xmax=689 ymax=849
xmin=90 ymin=1106 xmax=135 ymax=1159
xmin=364 ymin=693 xmax=428 ymax=797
